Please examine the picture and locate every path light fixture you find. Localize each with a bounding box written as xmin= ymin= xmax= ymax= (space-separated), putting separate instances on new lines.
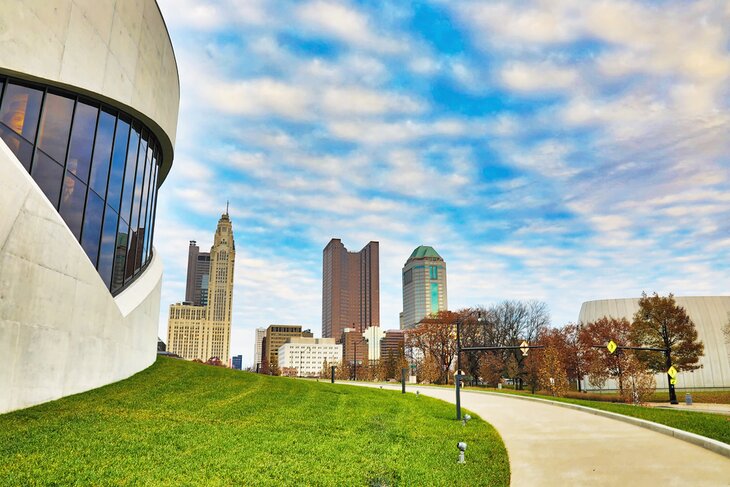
xmin=462 ymin=414 xmax=471 ymax=427
xmin=457 ymin=442 xmax=467 ymax=464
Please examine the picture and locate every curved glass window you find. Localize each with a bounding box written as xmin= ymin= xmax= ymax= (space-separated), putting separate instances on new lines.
xmin=0 ymin=77 xmax=162 ymax=295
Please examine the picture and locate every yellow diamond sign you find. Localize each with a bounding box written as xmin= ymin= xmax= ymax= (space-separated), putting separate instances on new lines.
xmin=667 ymin=366 xmax=678 ymax=379
xmin=520 ymin=340 xmax=529 ymax=357
xmin=606 ymin=340 xmax=618 ymax=354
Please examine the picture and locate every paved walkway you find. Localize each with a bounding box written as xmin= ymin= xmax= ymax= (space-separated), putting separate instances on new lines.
xmin=346 ymin=383 xmax=730 ymax=486
xmin=647 ymin=401 xmax=730 ymax=416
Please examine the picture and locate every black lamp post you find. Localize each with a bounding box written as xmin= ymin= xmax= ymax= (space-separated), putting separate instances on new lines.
xmin=456 ymin=314 xmax=463 ymax=420
xmin=644 ymin=311 xmax=678 ymax=405
xmin=662 ymin=321 xmax=678 ymax=405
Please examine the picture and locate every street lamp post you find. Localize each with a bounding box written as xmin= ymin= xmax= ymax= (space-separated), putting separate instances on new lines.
xmin=299 ymin=347 xmax=303 ymax=378
xmin=353 ymin=339 xmax=356 ymax=381
xmin=644 ymin=311 xmax=678 ymax=405
xmin=662 ymin=321 xmax=678 ymax=405
xmin=455 ymin=315 xmax=463 ymax=420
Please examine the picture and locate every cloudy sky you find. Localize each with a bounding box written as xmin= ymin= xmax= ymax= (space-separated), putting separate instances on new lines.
xmin=154 ymin=0 xmax=730 ymax=367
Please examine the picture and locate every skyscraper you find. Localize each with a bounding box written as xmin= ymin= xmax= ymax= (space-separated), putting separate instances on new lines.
xmin=322 ymin=239 xmax=379 ymax=339
xmin=185 ymin=241 xmax=210 ymax=306
xmin=253 ymin=327 xmax=266 ymax=369
xmin=400 ymin=246 xmax=447 ymax=329
xmin=168 ymin=211 xmax=236 ymax=364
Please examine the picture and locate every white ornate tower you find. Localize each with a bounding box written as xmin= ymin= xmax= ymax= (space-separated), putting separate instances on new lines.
xmin=206 ymin=209 xmax=236 ymax=364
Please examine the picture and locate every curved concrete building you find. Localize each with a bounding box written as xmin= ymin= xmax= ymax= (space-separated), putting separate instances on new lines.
xmin=0 ymin=0 xmax=179 ymax=413
xmin=579 ymin=297 xmax=730 ymax=388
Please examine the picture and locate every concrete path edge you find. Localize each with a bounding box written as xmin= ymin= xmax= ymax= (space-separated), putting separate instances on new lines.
xmin=469 ymin=390 xmax=730 ymax=459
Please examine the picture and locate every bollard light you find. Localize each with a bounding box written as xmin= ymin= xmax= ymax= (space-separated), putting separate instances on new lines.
xmin=457 ymin=442 xmax=467 ymax=464
xmin=416 ymin=390 xmax=420 ymax=396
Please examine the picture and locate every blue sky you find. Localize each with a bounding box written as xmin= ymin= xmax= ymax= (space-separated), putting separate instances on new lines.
xmin=155 ymin=0 xmax=730 ymax=367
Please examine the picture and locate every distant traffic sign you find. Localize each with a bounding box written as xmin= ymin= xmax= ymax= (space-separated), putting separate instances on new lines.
xmin=667 ymin=366 xmax=678 ymax=379
xmin=607 ymin=340 xmax=618 ymax=354
xmin=520 ymin=341 xmax=529 ymax=356
xmin=670 ymin=378 xmax=677 ymax=385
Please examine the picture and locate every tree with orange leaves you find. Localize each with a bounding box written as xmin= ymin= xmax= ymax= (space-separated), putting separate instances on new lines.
xmin=579 ymin=317 xmax=634 ymax=392
xmin=406 ymin=310 xmax=460 ymax=384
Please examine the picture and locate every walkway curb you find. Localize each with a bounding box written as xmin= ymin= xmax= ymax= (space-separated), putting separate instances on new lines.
xmin=468 ymin=390 xmax=730 ymax=459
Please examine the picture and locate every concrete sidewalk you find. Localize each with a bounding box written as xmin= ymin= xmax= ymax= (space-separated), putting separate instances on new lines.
xmin=347 ymin=382 xmax=730 ymax=486
xmin=647 ymin=401 xmax=730 ymax=416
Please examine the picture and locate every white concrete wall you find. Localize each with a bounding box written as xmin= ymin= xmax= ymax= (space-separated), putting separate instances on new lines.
xmin=578 ymin=297 xmax=730 ymax=388
xmin=0 ymin=0 xmax=179 ymax=182
xmin=0 ymin=139 xmax=161 ymax=413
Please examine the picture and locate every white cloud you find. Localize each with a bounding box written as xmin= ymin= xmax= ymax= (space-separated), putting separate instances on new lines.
xmin=500 ymin=62 xmax=578 ymax=93
xmin=328 ymin=118 xmax=481 ymax=144
xmin=321 ymin=86 xmax=424 ymax=116
xmin=296 ymin=0 xmax=405 ymax=54
xmin=207 ymin=78 xmax=312 ymax=120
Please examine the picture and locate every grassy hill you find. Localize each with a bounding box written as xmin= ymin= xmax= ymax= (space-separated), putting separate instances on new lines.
xmin=0 ymin=357 xmax=509 ymax=486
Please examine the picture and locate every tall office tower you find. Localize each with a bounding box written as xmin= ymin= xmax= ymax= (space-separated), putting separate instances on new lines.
xmin=322 ymin=239 xmax=380 ymax=339
xmin=168 ymin=211 xmax=236 ymax=364
xmin=400 ymin=246 xmax=448 ymax=330
xmin=185 ymin=241 xmax=210 ymax=306
xmin=253 ymin=327 xmax=266 ymax=369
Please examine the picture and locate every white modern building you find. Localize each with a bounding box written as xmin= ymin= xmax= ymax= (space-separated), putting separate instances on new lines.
xmin=362 ymin=326 xmax=386 ymax=362
xmin=400 ymin=246 xmax=448 ymax=329
xmin=579 ymin=296 xmax=730 ymax=389
xmin=278 ymin=337 xmax=342 ymax=377
xmin=0 ymin=0 xmax=179 ymax=413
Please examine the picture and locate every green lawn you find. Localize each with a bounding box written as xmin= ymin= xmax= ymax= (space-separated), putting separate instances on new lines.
xmin=0 ymin=358 xmax=509 ymax=486
xmin=483 ymin=389 xmax=730 ymax=445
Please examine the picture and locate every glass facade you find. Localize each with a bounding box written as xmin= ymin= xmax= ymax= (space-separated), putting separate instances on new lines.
xmin=0 ymin=77 xmax=162 ymax=296
xmin=430 ymin=282 xmax=439 ymax=314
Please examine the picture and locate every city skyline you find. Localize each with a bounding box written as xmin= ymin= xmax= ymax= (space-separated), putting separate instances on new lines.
xmin=154 ymin=0 xmax=730 ymax=367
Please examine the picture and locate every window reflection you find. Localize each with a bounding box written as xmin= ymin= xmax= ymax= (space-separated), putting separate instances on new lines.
xmin=107 ymin=116 xmax=130 ymax=212
xmin=0 ymin=78 xmax=162 ymax=294
xmin=131 ymin=134 xmax=148 ymax=231
xmin=98 ymin=208 xmax=119 ymax=290
xmin=31 ymin=151 xmax=64 ymax=206
xmin=144 ymin=159 xmax=159 ymax=263
xmin=67 ymin=102 xmax=98 ymax=183
xmin=0 ymin=83 xmax=43 ymax=169
xmin=81 ymin=191 xmax=104 ymax=265
xmin=120 ymin=124 xmax=140 ymax=223
xmin=59 ymin=172 xmax=87 ymax=239
xmin=36 ymin=93 xmax=74 ymax=163
xmin=0 ymin=83 xmax=42 ymax=142
xmin=113 ymin=224 xmax=129 ymax=291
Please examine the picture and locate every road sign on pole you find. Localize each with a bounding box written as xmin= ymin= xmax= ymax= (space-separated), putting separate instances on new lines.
xmin=667 ymin=366 xmax=677 ymax=379
xmin=607 ymin=340 xmax=618 ymax=354
xmin=520 ymin=341 xmax=529 ymax=356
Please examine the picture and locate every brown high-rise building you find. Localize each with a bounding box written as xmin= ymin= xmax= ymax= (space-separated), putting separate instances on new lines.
xmin=185 ymin=240 xmax=211 ymax=306
xmin=322 ymin=239 xmax=379 ymax=339
xmin=341 ymin=328 xmax=369 ymax=366
xmin=380 ymin=330 xmax=406 ymax=359
xmin=263 ymin=324 xmax=306 ymax=372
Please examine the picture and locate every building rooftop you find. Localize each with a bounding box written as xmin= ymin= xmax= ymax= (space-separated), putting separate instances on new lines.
xmin=408 ymin=245 xmax=442 ymax=260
